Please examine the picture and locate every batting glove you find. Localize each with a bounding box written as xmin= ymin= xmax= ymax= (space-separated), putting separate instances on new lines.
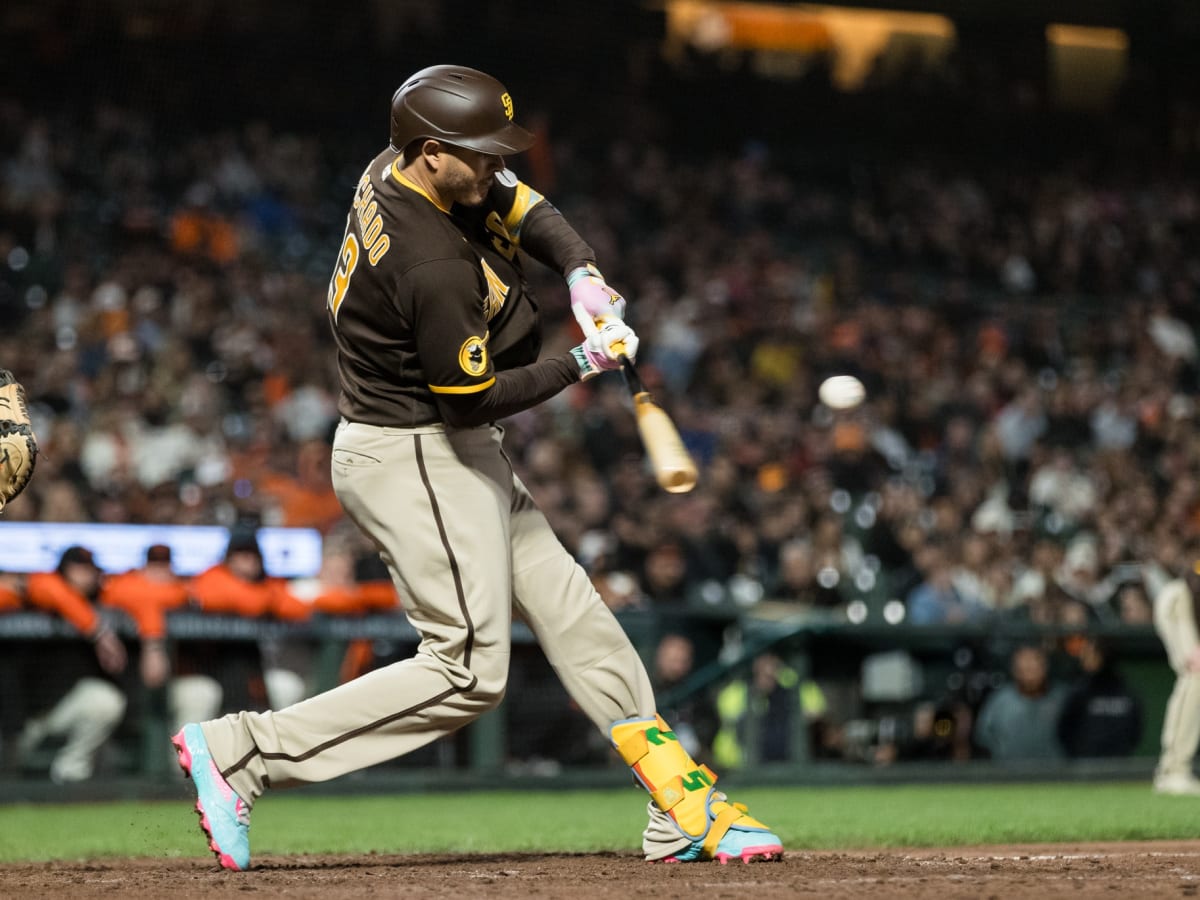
xmin=570 ymin=317 xmax=639 ymax=381
xmin=568 ymin=264 xmax=627 ymax=322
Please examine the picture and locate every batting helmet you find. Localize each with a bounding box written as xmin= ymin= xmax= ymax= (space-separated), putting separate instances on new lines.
xmin=389 ymin=65 xmax=535 ymax=156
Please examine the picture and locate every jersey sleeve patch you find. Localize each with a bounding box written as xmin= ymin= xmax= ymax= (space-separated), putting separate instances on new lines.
xmin=428 ymin=333 xmax=494 ymax=395
xmin=457 ymin=334 xmax=489 ymax=377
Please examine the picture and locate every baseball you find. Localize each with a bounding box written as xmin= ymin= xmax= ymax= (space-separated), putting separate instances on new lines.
xmin=818 ymin=375 xmax=865 ymax=410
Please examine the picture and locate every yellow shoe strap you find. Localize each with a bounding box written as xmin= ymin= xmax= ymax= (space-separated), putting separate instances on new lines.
xmin=702 ymin=803 xmax=745 ymax=858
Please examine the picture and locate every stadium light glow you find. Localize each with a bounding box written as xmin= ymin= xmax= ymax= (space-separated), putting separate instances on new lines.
xmin=663 ymin=1 xmax=956 ymax=90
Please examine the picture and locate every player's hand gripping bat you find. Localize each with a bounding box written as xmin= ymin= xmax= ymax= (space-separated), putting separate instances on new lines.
xmin=574 ymin=308 xmax=698 ymax=494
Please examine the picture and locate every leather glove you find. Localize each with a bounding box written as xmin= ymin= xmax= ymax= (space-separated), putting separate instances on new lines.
xmin=569 ymin=317 xmax=639 ymax=381
xmin=568 ymin=264 xmax=626 ymax=321
xmin=0 ymin=369 xmax=37 ymax=511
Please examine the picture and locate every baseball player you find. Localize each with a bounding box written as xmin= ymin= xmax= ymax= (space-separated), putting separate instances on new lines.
xmin=172 ymin=65 xmax=782 ymax=869
xmin=1152 ymin=553 xmax=1200 ymax=795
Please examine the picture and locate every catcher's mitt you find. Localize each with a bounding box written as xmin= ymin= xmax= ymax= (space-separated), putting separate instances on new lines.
xmin=0 ymin=369 xmax=37 ymax=511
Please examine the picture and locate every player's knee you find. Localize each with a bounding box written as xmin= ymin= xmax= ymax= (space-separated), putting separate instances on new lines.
xmin=79 ymin=679 xmax=127 ymax=724
xmin=468 ymin=673 xmax=508 ymax=711
xmin=464 ymin=655 xmax=509 ymax=711
xmin=481 ymin=682 xmax=507 ymax=712
xmin=169 ymin=674 xmax=224 ymax=725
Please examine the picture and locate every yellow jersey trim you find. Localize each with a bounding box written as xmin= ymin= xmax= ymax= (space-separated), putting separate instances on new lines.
xmin=392 ymin=162 xmax=451 ymax=214
xmin=429 ymin=378 xmax=496 ymax=395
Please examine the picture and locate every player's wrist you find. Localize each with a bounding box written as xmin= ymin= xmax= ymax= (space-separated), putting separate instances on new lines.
xmin=569 ymin=345 xmax=603 ymax=381
xmin=566 ymin=263 xmax=603 ymax=287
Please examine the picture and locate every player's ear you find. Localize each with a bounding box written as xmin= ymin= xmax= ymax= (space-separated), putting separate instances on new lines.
xmin=418 ymin=138 xmax=444 ymax=169
xmin=401 ymin=138 xmax=439 ymax=168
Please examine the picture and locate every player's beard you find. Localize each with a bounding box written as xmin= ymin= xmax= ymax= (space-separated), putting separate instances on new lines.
xmin=444 ymin=167 xmax=492 ymax=207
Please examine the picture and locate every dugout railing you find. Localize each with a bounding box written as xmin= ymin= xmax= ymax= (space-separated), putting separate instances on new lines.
xmin=0 ymin=606 xmax=1172 ymax=784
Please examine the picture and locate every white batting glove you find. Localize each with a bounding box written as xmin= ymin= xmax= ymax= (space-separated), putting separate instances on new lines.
xmin=568 ymin=264 xmax=627 ymax=321
xmin=569 ymin=317 xmax=639 ymax=381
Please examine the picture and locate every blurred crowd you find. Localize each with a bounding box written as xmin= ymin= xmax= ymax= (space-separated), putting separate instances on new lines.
xmin=2 ymin=35 xmax=1200 ymax=780
xmin=648 ymin=628 xmax=1146 ymax=773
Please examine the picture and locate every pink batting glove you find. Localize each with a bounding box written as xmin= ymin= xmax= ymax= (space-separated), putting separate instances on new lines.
xmin=568 ymin=264 xmax=627 ymax=321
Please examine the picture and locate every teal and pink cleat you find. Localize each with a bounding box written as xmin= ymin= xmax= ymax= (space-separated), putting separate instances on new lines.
xmin=661 ymin=817 xmax=784 ymax=865
xmin=171 ymin=724 xmax=251 ymax=871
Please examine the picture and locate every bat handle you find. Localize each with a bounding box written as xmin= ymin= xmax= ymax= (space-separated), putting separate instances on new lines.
xmin=573 ymin=308 xmax=627 ymax=352
xmin=616 ymin=352 xmax=647 ymax=394
xmin=573 ymin=307 xmax=636 ymax=375
xmin=572 ymin=304 xmax=603 ymax=337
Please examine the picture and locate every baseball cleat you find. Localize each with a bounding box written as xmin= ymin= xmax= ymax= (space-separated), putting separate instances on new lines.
xmin=172 ymin=724 xmax=251 ymax=871
xmin=611 ymin=716 xmax=784 ymax=865
xmin=658 ymin=822 xmax=784 ymax=864
xmin=1153 ymin=773 xmax=1200 ymax=796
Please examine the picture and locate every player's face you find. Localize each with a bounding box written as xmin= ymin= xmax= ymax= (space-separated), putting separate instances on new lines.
xmin=438 ymin=145 xmax=505 ymax=206
xmin=64 ymin=561 xmax=101 ymax=595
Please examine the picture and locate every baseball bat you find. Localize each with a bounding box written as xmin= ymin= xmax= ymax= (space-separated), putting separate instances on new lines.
xmin=618 ymin=353 xmax=698 ymax=494
xmin=574 ymin=307 xmax=698 ymax=494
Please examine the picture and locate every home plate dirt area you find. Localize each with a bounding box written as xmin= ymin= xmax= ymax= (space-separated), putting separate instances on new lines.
xmin=3 ymin=842 xmax=1200 ymax=898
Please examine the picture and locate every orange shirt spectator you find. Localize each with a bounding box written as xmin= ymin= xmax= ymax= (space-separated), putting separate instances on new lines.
xmin=283 ymin=545 xmax=401 ymax=685
xmin=99 ymin=544 xmax=190 ymax=640
xmin=352 ymin=580 xmax=401 ymax=613
xmin=287 ymin=545 xmax=400 ymax=617
xmin=26 ymin=549 xmax=104 ymax=638
xmin=25 ymin=546 xmax=126 ymax=675
xmin=189 ymin=531 xmax=311 ymax=621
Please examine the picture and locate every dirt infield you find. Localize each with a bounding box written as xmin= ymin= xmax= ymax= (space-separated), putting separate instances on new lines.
xmin=3 ymin=842 xmax=1200 ymax=898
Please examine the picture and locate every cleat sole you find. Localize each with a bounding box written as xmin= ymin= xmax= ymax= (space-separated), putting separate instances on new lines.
xmin=656 ymin=845 xmax=783 ymax=864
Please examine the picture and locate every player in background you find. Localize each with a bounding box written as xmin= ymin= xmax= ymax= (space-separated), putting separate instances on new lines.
xmin=188 ymin=529 xmax=312 ymax=711
xmin=101 ymin=544 xmax=223 ymax=736
xmin=1152 ymin=552 xmax=1200 ymax=795
xmin=171 ymin=64 xmax=782 ymax=870
xmin=18 ymin=546 xmax=128 ymax=783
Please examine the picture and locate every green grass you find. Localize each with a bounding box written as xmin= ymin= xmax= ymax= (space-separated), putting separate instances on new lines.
xmin=0 ymin=782 xmax=1196 ymax=863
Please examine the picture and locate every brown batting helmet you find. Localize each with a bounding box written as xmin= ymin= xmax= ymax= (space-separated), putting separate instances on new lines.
xmin=389 ymin=65 xmax=535 ymax=156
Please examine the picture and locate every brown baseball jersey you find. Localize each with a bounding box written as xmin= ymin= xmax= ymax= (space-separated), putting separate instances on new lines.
xmin=327 ymin=149 xmax=594 ymax=428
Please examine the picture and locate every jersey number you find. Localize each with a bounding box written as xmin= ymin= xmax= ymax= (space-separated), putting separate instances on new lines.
xmin=328 ymin=234 xmax=360 ymax=320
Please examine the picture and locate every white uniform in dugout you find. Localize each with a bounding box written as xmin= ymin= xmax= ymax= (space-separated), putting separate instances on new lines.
xmin=1153 ymin=569 xmax=1200 ymax=795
